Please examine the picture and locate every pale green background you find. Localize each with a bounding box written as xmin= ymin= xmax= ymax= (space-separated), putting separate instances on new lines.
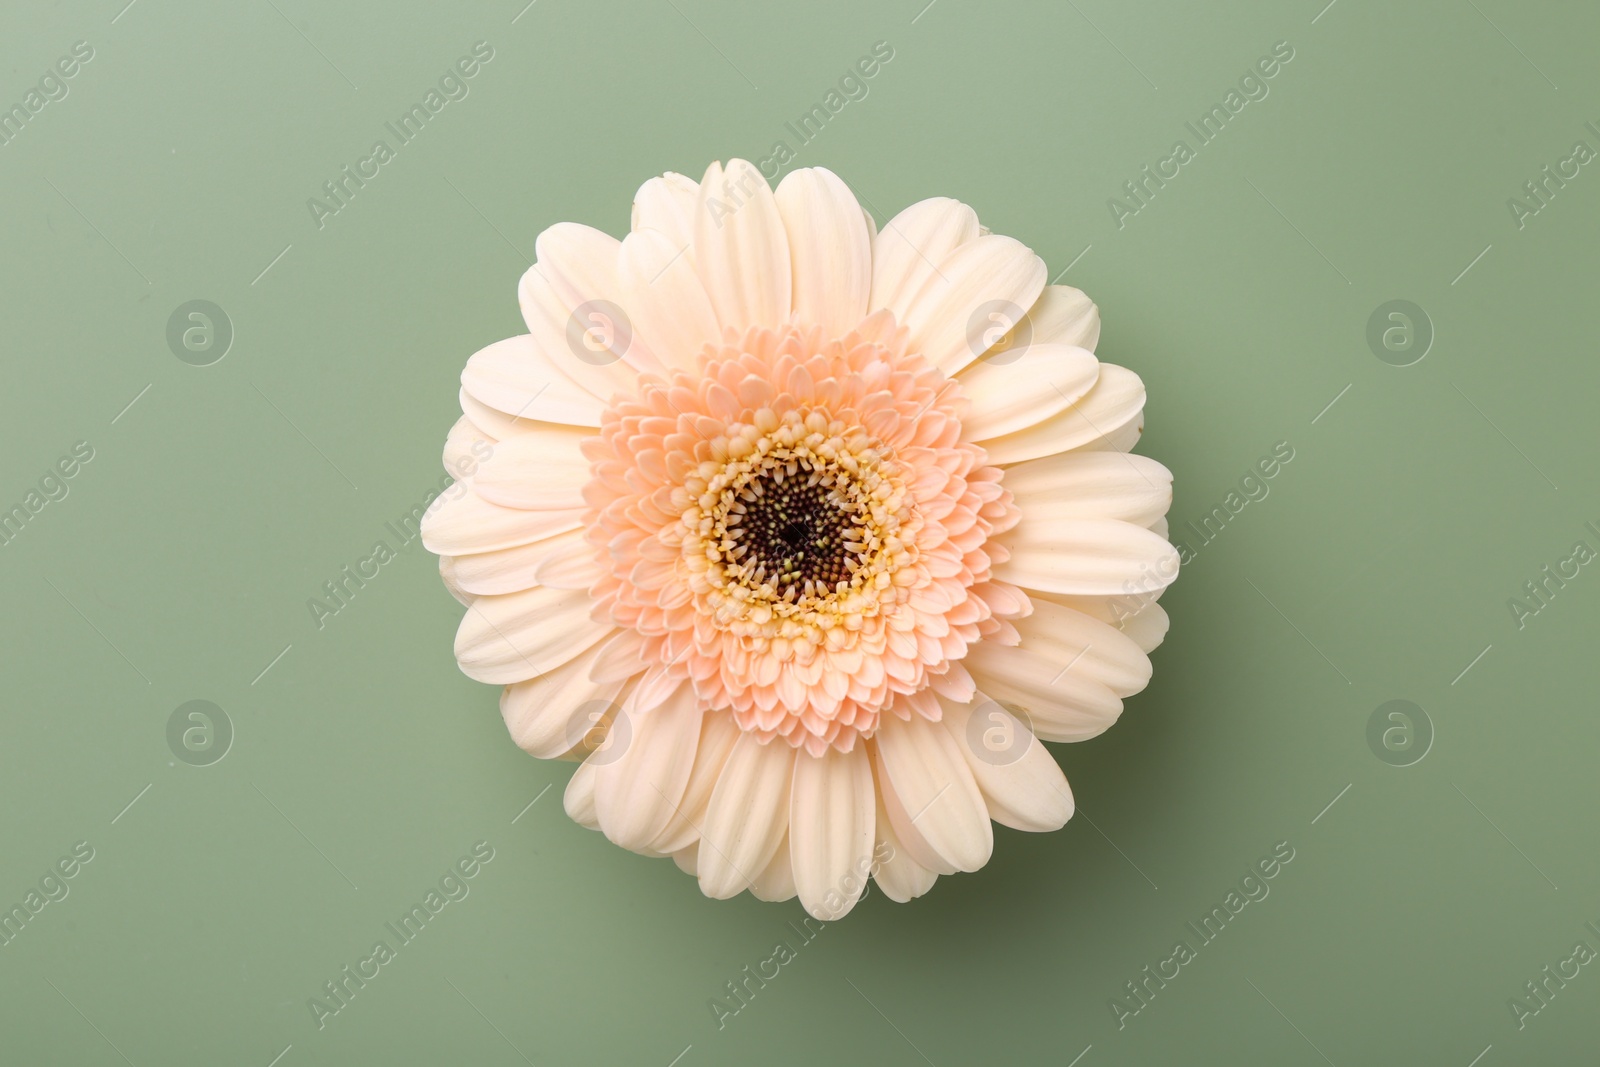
xmin=3 ymin=0 xmax=1598 ymax=1063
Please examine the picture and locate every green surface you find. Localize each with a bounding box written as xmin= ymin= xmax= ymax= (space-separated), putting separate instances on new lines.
xmin=4 ymin=0 xmax=1598 ymax=1063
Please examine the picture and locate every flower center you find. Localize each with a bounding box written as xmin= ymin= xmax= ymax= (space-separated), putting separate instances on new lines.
xmin=725 ymin=460 xmax=860 ymax=595
xmin=685 ymin=407 xmax=917 ymax=650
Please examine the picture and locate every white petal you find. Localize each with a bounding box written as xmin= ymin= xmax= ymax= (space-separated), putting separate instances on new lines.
xmin=697 ymin=733 xmax=795 ymax=899
xmin=900 ymin=235 xmax=1047 ymax=375
xmin=1002 ymin=451 xmax=1172 ymax=527
xmin=775 ymin=167 xmax=871 ymax=337
xmin=871 ymin=716 xmax=992 ymax=873
xmin=983 ymin=363 xmax=1146 ymax=465
xmin=956 ymin=344 xmax=1099 ymax=441
xmin=454 ymin=585 xmax=610 ymax=684
xmin=1021 ymin=285 xmax=1100 ymax=351
xmin=565 ymin=761 xmax=600 ymax=830
xmin=870 ymin=197 xmax=979 ymax=317
xmin=461 ymin=334 xmax=606 ymax=427
xmin=471 ymin=430 xmax=591 ymax=511
xmin=995 ymin=518 xmax=1178 ymax=598
xmin=593 ymin=684 xmax=702 ymax=851
xmin=652 ymin=711 xmax=742 ymax=854
xmin=789 ymin=745 xmax=875 ymax=920
xmin=618 ymin=228 xmax=721 ymax=372
xmin=500 ymin=642 xmax=625 ymax=759
xmin=422 ymin=487 xmax=583 ymax=555
xmin=693 ymin=159 xmax=791 ymax=336
xmin=751 ymin=832 xmax=798 ymax=902
xmin=938 ymin=695 xmax=1074 ymax=832
xmin=672 ymin=842 xmax=699 ymax=877
xmin=632 ymin=172 xmax=700 ymax=251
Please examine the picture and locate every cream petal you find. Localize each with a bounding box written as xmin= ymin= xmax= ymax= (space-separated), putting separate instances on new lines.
xmin=1029 ymin=591 xmax=1170 ymax=654
xmin=1021 ymin=285 xmax=1100 ymax=351
xmin=1011 ymin=597 xmax=1154 ymax=696
xmin=652 ymin=711 xmax=742 ymax=854
xmin=751 ymin=832 xmax=798 ymax=902
xmin=697 ymin=733 xmax=795 ymax=899
xmin=449 ymin=529 xmax=573 ymax=596
xmin=1120 ymin=601 xmax=1170 ymax=654
xmin=956 ymin=344 xmax=1099 ymax=441
xmin=693 ymin=159 xmax=791 ymax=336
xmin=871 ymin=740 xmax=956 ymax=875
xmin=618 ymin=228 xmax=721 ymax=372
xmin=995 ymin=518 xmax=1178 ymax=598
xmin=964 ymin=644 xmax=1124 ymax=743
xmin=937 ymin=695 xmax=1074 ymax=832
xmin=532 ymin=224 xmax=612 ymax=307
xmin=589 ymin=629 xmax=651 ymax=685
xmin=629 ymin=665 xmax=685 ymax=719
xmin=1002 ymin=451 xmax=1173 ymax=527
xmin=444 ymin=415 xmax=495 ymax=480
xmin=500 ymin=642 xmax=625 ymax=759
xmin=983 ymin=363 xmax=1146 ymax=465
xmin=471 ymin=430 xmax=591 ymax=511
xmin=900 ymin=235 xmax=1047 ymax=376
xmin=454 ymin=585 xmax=611 ymax=684
xmin=593 ymin=683 xmax=703 ymax=851
xmin=789 ymin=746 xmax=875 ymax=920
xmin=870 ymin=197 xmax=979 ymax=316
xmin=868 ymin=772 xmax=939 ymax=902
xmin=438 ymin=555 xmax=469 ymax=606
xmin=531 ymin=529 xmax=605 ymax=589
xmin=518 ymin=260 xmax=638 ymax=402
xmin=459 ymin=389 xmax=541 ymax=444
xmin=775 ymin=167 xmax=871 ymax=337
xmin=565 ymin=760 xmax=600 ymax=830
xmin=422 ymin=487 xmax=583 ymax=555
xmin=461 ymin=334 xmax=606 ymax=428
xmin=1084 ymin=407 xmax=1146 ymax=454
xmin=632 ymin=172 xmax=701 ymax=251
xmin=871 ymin=716 xmax=992 ymax=873
xmin=562 ymin=677 xmax=639 ymax=765
xmin=534 ymin=222 xmax=664 ymax=376
xmin=672 ymin=842 xmax=699 ymax=877
xmin=1030 ymin=589 xmax=1156 ymax=624
xmin=930 ymin=661 xmax=978 ymax=703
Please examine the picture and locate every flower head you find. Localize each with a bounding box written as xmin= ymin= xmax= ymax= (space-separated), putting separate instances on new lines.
xmin=426 ymin=160 xmax=1177 ymax=918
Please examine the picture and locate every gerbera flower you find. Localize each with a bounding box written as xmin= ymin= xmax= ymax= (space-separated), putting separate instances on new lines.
xmin=425 ymin=160 xmax=1177 ymax=919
